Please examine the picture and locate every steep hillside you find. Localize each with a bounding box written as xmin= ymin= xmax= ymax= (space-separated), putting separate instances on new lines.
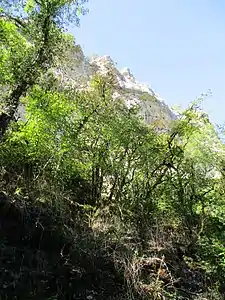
xmin=1 ymin=2 xmax=225 ymax=299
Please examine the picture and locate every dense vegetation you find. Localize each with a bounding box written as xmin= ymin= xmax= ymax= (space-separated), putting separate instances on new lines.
xmin=1 ymin=1 xmax=225 ymax=299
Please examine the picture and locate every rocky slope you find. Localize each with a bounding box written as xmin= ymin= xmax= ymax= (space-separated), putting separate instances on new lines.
xmin=56 ymin=45 xmax=177 ymax=130
xmin=16 ymin=44 xmax=176 ymax=130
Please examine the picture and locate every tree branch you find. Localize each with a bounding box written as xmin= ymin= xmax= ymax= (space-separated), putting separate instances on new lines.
xmin=0 ymin=13 xmax=27 ymax=28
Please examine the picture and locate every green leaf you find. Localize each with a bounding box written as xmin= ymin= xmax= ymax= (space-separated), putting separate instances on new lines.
xmin=24 ymin=0 xmax=35 ymax=13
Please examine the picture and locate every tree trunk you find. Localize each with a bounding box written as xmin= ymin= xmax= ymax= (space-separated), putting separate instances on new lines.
xmin=0 ymin=14 xmax=51 ymax=139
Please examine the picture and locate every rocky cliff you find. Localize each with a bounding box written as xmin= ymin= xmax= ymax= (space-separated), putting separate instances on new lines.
xmin=56 ymin=45 xmax=177 ymax=130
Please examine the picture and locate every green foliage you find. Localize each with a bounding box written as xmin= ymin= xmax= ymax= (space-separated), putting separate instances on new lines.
xmin=1 ymin=2 xmax=225 ymax=298
xmin=0 ymin=0 xmax=89 ymax=138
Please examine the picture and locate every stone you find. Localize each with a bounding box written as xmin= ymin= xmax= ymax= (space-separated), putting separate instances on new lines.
xmin=56 ymin=45 xmax=177 ymax=130
xmin=17 ymin=44 xmax=177 ymax=131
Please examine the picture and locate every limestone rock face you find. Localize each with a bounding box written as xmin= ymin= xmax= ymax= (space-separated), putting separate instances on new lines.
xmin=56 ymin=46 xmax=177 ymax=130
xmin=15 ymin=44 xmax=176 ymax=129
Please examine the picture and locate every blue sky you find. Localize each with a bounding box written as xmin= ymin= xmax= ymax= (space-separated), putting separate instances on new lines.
xmin=71 ymin=0 xmax=225 ymax=125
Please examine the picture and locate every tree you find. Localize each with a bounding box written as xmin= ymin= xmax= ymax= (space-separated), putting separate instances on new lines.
xmin=0 ymin=0 xmax=88 ymax=138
